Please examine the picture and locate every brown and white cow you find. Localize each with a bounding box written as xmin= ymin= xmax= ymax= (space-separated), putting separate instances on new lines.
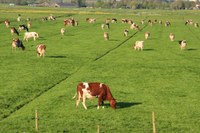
xmin=169 ymin=33 xmax=175 ymax=41
xmin=36 ymin=44 xmax=46 ymax=57
xmin=178 ymin=40 xmax=187 ymax=50
xmin=133 ymin=41 xmax=144 ymax=51
xmin=24 ymin=32 xmax=39 ymax=41
xmin=27 ymin=21 xmax=31 ymax=29
xmin=145 ymin=32 xmax=150 ymax=39
xmin=104 ymin=32 xmax=109 ymax=40
xmin=72 ymin=82 xmax=117 ymax=109
xmin=64 ymin=18 xmax=75 ymax=26
xmin=4 ymin=19 xmax=10 ymax=27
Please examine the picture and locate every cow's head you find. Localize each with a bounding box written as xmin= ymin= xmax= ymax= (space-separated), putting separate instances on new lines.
xmin=110 ymin=99 xmax=117 ymax=109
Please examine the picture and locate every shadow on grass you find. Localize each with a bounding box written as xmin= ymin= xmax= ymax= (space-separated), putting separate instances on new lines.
xmin=143 ymin=49 xmax=154 ymax=51
xmin=47 ymin=55 xmax=67 ymax=58
xmin=117 ymin=102 xmax=142 ymax=109
xmin=187 ymin=48 xmax=198 ymax=51
xmin=88 ymin=102 xmax=142 ymax=109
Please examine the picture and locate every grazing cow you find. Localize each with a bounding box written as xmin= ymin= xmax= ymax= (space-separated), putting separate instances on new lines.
xmin=148 ymin=20 xmax=153 ymax=26
xmin=165 ymin=21 xmax=171 ymax=27
xmin=159 ymin=20 xmax=163 ymax=24
xmin=145 ymin=32 xmax=150 ymax=39
xmin=194 ymin=23 xmax=199 ymax=28
xmin=64 ymin=18 xmax=75 ymax=26
xmin=61 ymin=28 xmax=65 ymax=37
xmin=4 ymin=19 xmax=10 ymax=27
xmin=133 ymin=41 xmax=144 ymax=51
xmin=111 ymin=18 xmax=117 ymax=23
xmin=27 ymin=21 xmax=31 ymax=29
xmin=104 ymin=32 xmax=109 ymax=40
xmin=101 ymin=23 xmax=109 ymax=30
xmin=185 ymin=19 xmax=193 ymax=25
xmin=18 ymin=24 xmax=29 ymax=32
xmin=86 ymin=18 xmax=96 ymax=23
xmin=36 ymin=44 xmax=46 ymax=57
xmin=130 ymin=23 xmax=139 ymax=30
xmin=178 ymin=40 xmax=187 ymax=50
xmin=48 ymin=15 xmax=56 ymax=21
xmin=141 ymin=20 xmax=144 ymax=25
xmin=12 ymin=38 xmax=25 ymax=50
xmin=72 ymin=82 xmax=117 ymax=109
xmin=169 ymin=33 xmax=175 ymax=41
xmin=24 ymin=32 xmax=39 ymax=41
xmin=124 ymin=29 xmax=128 ymax=37
xmin=10 ymin=27 xmax=19 ymax=36
xmin=17 ymin=16 xmax=21 ymax=22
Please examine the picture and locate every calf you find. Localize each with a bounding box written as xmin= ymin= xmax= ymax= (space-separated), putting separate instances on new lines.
xmin=10 ymin=27 xmax=19 ymax=36
xmin=165 ymin=21 xmax=171 ymax=27
xmin=12 ymin=38 xmax=25 ymax=50
xmin=36 ymin=44 xmax=46 ymax=57
xmin=24 ymin=32 xmax=39 ymax=41
xmin=178 ymin=40 xmax=187 ymax=50
xmin=111 ymin=18 xmax=117 ymax=23
xmin=104 ymin=32 xmax=109 ymax=40
xmin=133 ymin=41 xmax=144 ymax=51
xmin=169 ymin=33 xmax=175 ymax=41
xmin=145 ymin=32 xmax=150 ymax=39
xmin=72 ymin=82 xmax=117 ymax=109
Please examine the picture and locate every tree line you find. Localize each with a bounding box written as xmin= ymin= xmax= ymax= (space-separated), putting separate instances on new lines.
xmin=0 ymin=0 xmax=199 ymax=10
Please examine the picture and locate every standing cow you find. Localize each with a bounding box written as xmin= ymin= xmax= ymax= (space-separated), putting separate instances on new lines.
xmin=178 ymin=40 xmax=187 ymax=50
xmin=36 ymin=44 xmax=46 ymax=57
xmin=12 ymin=38 xmax=25 ymax=50
xmin=104 ymin=32 xmax=109 ymax=40
xmin=24 ymin=32 xmax=39 ymax=41
xmin=4 ymin=19 xmax=10 ymax=27
xmin=72 ymin=82 xmax=117 ymax=109
xmin=145 ymin=32 xmax=150 ymax=39
xmin=10 ymin=27 xmax=19 ymax=36
xmin=169 ymin=33 xmax=175 ymax=41
xmin=133 ymin=41 xmax=144 ymax=51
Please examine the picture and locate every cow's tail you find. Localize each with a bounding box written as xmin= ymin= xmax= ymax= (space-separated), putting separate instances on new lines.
xmin=72 ymin=93 xmax=77 ymax=99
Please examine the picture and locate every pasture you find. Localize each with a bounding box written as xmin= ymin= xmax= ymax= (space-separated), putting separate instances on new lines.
xmin=0 ymin=6 xmax=200 ymax=132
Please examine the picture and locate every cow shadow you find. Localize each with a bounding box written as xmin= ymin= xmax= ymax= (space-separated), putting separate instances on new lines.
xmin=91 ymin=102 xmax=142 ymax=109
xmin=47 ymin=55 xmax=67 ymax=58
xmin=116 ymin=102 xmax=142 ymax=109
xmin=143 ymin=49 xmax=154 ymax=51
xmin=187 ymin=48 xmax=197 ymax=51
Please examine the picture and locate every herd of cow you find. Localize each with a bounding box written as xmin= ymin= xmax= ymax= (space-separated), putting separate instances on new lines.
xmin=4 ymin=14 xmax=199 ymax=110
xmin=4 ymin=17 xmax=45 ymax=57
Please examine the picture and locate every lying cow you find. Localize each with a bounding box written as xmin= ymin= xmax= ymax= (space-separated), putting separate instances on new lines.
xmin=169 ymin=33 xmax=175 ymax=41
xmin=24 ymin=32 xmax=39 ymax=41
xmin=12 ymin=38 xmax=25 ymax=50
xmin=104 ymin=32 xmax=109 ymax=40
xmin=133 ymin=41 xmax=144 ymax=51
xmin=178 ymin=40 xmax=187 ymax=50
xmin=72 ymin=82 xmax=117 ymax=109
xmin=36 ymin=44 xmax=46 ymax=57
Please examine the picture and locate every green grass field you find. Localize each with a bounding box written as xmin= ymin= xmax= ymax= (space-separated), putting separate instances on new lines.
xmin=0 ymin=6 xmax=200 ymax=132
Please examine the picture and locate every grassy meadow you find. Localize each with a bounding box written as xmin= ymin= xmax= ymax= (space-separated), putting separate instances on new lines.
xmin=0 ymin=6 xmax=200 ymax=132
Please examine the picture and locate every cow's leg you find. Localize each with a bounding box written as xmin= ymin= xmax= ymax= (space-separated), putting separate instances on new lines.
xmin=97 ymin=96 xmax=103 ymax=109
xmin=102 ymin=101 xmax=104 ymax=109
xmin=76 ymin=92 xmax=81 ymax=108
xmin=82 ymin=94 xmax=87 ymax=109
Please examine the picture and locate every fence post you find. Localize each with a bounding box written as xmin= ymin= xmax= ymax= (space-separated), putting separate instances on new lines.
xmin=97 ymin=125 xmax=100 ymax=133
xmin=152 ymin=111 xmax=156 ymax=133
xmin=35 ymin=109 xmax=38 ymax=132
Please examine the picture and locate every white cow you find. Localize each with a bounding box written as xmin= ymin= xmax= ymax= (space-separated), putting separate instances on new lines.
xmin=169 ymin=33 xmax=175 ymax=41
xmin=24 ymin=32 xmax=39 ymax=41
xmin=133 ymin=41 xmax=144 ymax=51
